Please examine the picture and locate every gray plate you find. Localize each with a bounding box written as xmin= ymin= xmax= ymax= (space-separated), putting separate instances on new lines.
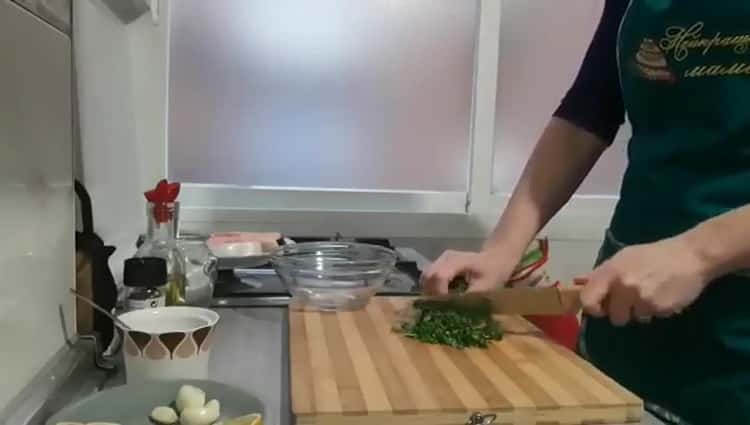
xmin=46 ymin=379 xmax=264 ymax=425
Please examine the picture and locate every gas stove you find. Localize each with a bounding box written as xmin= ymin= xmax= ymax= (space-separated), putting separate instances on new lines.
xmin=211 ymin=237 xmax=429 ymax=307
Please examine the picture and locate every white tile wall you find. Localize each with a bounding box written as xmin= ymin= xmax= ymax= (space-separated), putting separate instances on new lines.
xmin=0 ymin=0 xmax=74 ymax=410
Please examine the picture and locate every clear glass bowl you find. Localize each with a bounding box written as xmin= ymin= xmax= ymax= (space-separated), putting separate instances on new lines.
xmin=271 ymin=242 xmax=397 ymax=311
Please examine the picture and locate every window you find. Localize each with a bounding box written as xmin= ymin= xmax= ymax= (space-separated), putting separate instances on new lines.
xmin=164 ymin=1 xmax=626 ymax=239
xmin=492 ymin=0 xmax=628 ymax=196
xmin=168 ymin=0 xmax=479 ymax=196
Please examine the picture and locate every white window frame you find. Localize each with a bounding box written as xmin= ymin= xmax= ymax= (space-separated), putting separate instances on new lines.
xmin=147 ymin=0 xmax=616 ymax=240
xmin=467 ymin=0 xmax=617 ymax=241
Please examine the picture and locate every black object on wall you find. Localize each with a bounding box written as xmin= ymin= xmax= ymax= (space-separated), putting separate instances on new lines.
xmin=74 ymin=180 xmax=118 ymax=350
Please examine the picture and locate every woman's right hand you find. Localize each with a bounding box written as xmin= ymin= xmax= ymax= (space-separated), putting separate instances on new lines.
xmin=420 ymin=249 xmax=517 ymax=295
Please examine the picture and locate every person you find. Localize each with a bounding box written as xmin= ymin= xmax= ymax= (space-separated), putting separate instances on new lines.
xmin=422 ymin=1 xmax=750 ymax=424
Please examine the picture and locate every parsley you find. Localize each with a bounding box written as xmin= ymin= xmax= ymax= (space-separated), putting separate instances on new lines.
xmin=401 ymin=277 xmax=503 ymax=349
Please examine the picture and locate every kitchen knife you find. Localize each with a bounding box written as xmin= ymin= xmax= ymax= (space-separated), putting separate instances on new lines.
xmin=423 ymin=285 xmax=583 ymax=316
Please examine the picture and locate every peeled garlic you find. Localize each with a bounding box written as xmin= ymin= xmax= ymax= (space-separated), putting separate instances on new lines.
xmin=179 ymin=404 xmax=220 ymax=425
xmin=175 ymin=385 xmax=206 ymax=413
xmin=205 ymin=399 xmax=220 ymax=416
xmin=150 ymin=406 xmax=179 ymax=424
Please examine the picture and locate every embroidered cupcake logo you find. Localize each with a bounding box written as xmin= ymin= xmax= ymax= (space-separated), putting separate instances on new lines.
xmin=635 ymin=38 xmax=677 ymax=83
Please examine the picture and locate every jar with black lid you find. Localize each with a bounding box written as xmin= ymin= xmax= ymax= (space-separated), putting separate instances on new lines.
xmin=124 ymin=257 xmax=167 ymax=311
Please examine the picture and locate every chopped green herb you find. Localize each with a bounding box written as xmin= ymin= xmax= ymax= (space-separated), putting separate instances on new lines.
xmin=448 ymin=276 xmax=469 ymax=294
xmin=401 ymin=277 xmax=503 ymax=349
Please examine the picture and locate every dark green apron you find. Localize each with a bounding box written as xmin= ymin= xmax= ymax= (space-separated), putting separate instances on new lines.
xmin=581 ymin=1 xmax=750 ymax=424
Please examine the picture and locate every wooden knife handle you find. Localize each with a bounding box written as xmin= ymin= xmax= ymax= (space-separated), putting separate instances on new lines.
xmin=558 ymin=284 xmax=584 ymax=313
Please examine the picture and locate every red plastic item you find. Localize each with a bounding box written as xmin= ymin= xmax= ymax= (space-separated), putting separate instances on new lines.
xmin=144 ymin=179 xmax=181 ymax=224
xmin=525 ymin=314 xmax=580 ymax=351
xmin=522 ymin=280 xmax=583 ymax=351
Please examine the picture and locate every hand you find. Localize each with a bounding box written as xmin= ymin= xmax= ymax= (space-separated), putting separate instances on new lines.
xmin=420 ymin=249 xmax=516 ymax=295
xmin=577 ymin=236 xmax=712 ymax=326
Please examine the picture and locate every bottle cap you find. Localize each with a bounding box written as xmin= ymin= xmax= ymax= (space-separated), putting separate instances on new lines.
xmin=124 ymin=257 xmax=167 ymax=288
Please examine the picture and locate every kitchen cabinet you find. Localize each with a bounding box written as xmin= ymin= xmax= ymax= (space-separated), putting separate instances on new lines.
xmin=12 ymin=0 xmax=70 ymax=34
xmin=0 ymin=0 xmax=74 ymax=414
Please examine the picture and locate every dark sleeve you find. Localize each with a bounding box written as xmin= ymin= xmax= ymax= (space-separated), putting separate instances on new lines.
xmin=553 ymin=0 xmax=628 ymax=144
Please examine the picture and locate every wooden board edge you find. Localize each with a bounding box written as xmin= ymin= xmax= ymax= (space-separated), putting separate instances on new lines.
xmin=294 ymin=403 xmax=642 ymax=425
xmin=626 ymin=403 xmax=646 ymax=423
xmin=295 ymin=411 xmax=525 ymax=425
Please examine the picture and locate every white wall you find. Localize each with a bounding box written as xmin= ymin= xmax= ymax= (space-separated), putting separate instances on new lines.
xmin=74 ymin=0 xmax=167 ymax=282
xmin=0 ymin=0 xmax=75 ymax=410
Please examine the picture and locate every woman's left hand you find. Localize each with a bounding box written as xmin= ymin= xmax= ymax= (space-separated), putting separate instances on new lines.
xmin=577 ymin=236 xmax=712 ymax=326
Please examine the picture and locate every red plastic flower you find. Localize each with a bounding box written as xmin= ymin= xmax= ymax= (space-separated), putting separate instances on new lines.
xmin=144 ymin=179 xmax=181 ymax=223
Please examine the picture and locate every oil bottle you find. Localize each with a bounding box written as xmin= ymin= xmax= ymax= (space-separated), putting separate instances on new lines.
xmin=136 ymin=201 xmax=187 ymax=305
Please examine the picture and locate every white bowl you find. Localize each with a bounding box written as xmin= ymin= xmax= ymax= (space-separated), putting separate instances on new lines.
xmin=117 ymin=307 xmax=220 ymax=384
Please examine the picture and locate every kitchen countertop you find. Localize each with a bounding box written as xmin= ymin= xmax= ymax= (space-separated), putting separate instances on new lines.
xmin=207 ymin=308 xmax=290 ymax=425
xmin=12 ymin=306 xmax=666 ymax=425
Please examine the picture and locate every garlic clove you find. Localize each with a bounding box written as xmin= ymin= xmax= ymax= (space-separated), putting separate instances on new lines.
xmin=150 ymin=406 xmax=179 ymax=424
xmin=175 ymin=385 xmax=206 ymax=413
xmin=180 ymin=406 xmax=219 ymax=425
xmin=204 ymin=399 xmax=220 ymax=419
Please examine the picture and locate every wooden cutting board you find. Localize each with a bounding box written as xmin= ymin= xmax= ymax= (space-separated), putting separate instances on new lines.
xmin=289 ymin=297 xmax=642 ymax=425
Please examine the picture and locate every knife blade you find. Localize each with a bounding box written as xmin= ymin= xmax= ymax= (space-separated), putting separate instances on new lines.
xmin=423 ymin=285 xmax=583 ymax=316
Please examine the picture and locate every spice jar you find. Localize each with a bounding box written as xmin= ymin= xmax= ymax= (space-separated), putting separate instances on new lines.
xmin=124 ymin=257 xmax=167 ymax=311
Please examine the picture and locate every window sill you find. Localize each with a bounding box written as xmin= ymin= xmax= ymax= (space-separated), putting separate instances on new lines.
xmin=180 ymin=195 xmax=616 ymax=241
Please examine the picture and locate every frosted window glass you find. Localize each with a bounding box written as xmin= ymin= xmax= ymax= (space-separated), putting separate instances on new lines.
xmin=168 ymin=0 xmax=477 ymax=192
xmin=493 ymin=0 xmax=628 ymax=195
